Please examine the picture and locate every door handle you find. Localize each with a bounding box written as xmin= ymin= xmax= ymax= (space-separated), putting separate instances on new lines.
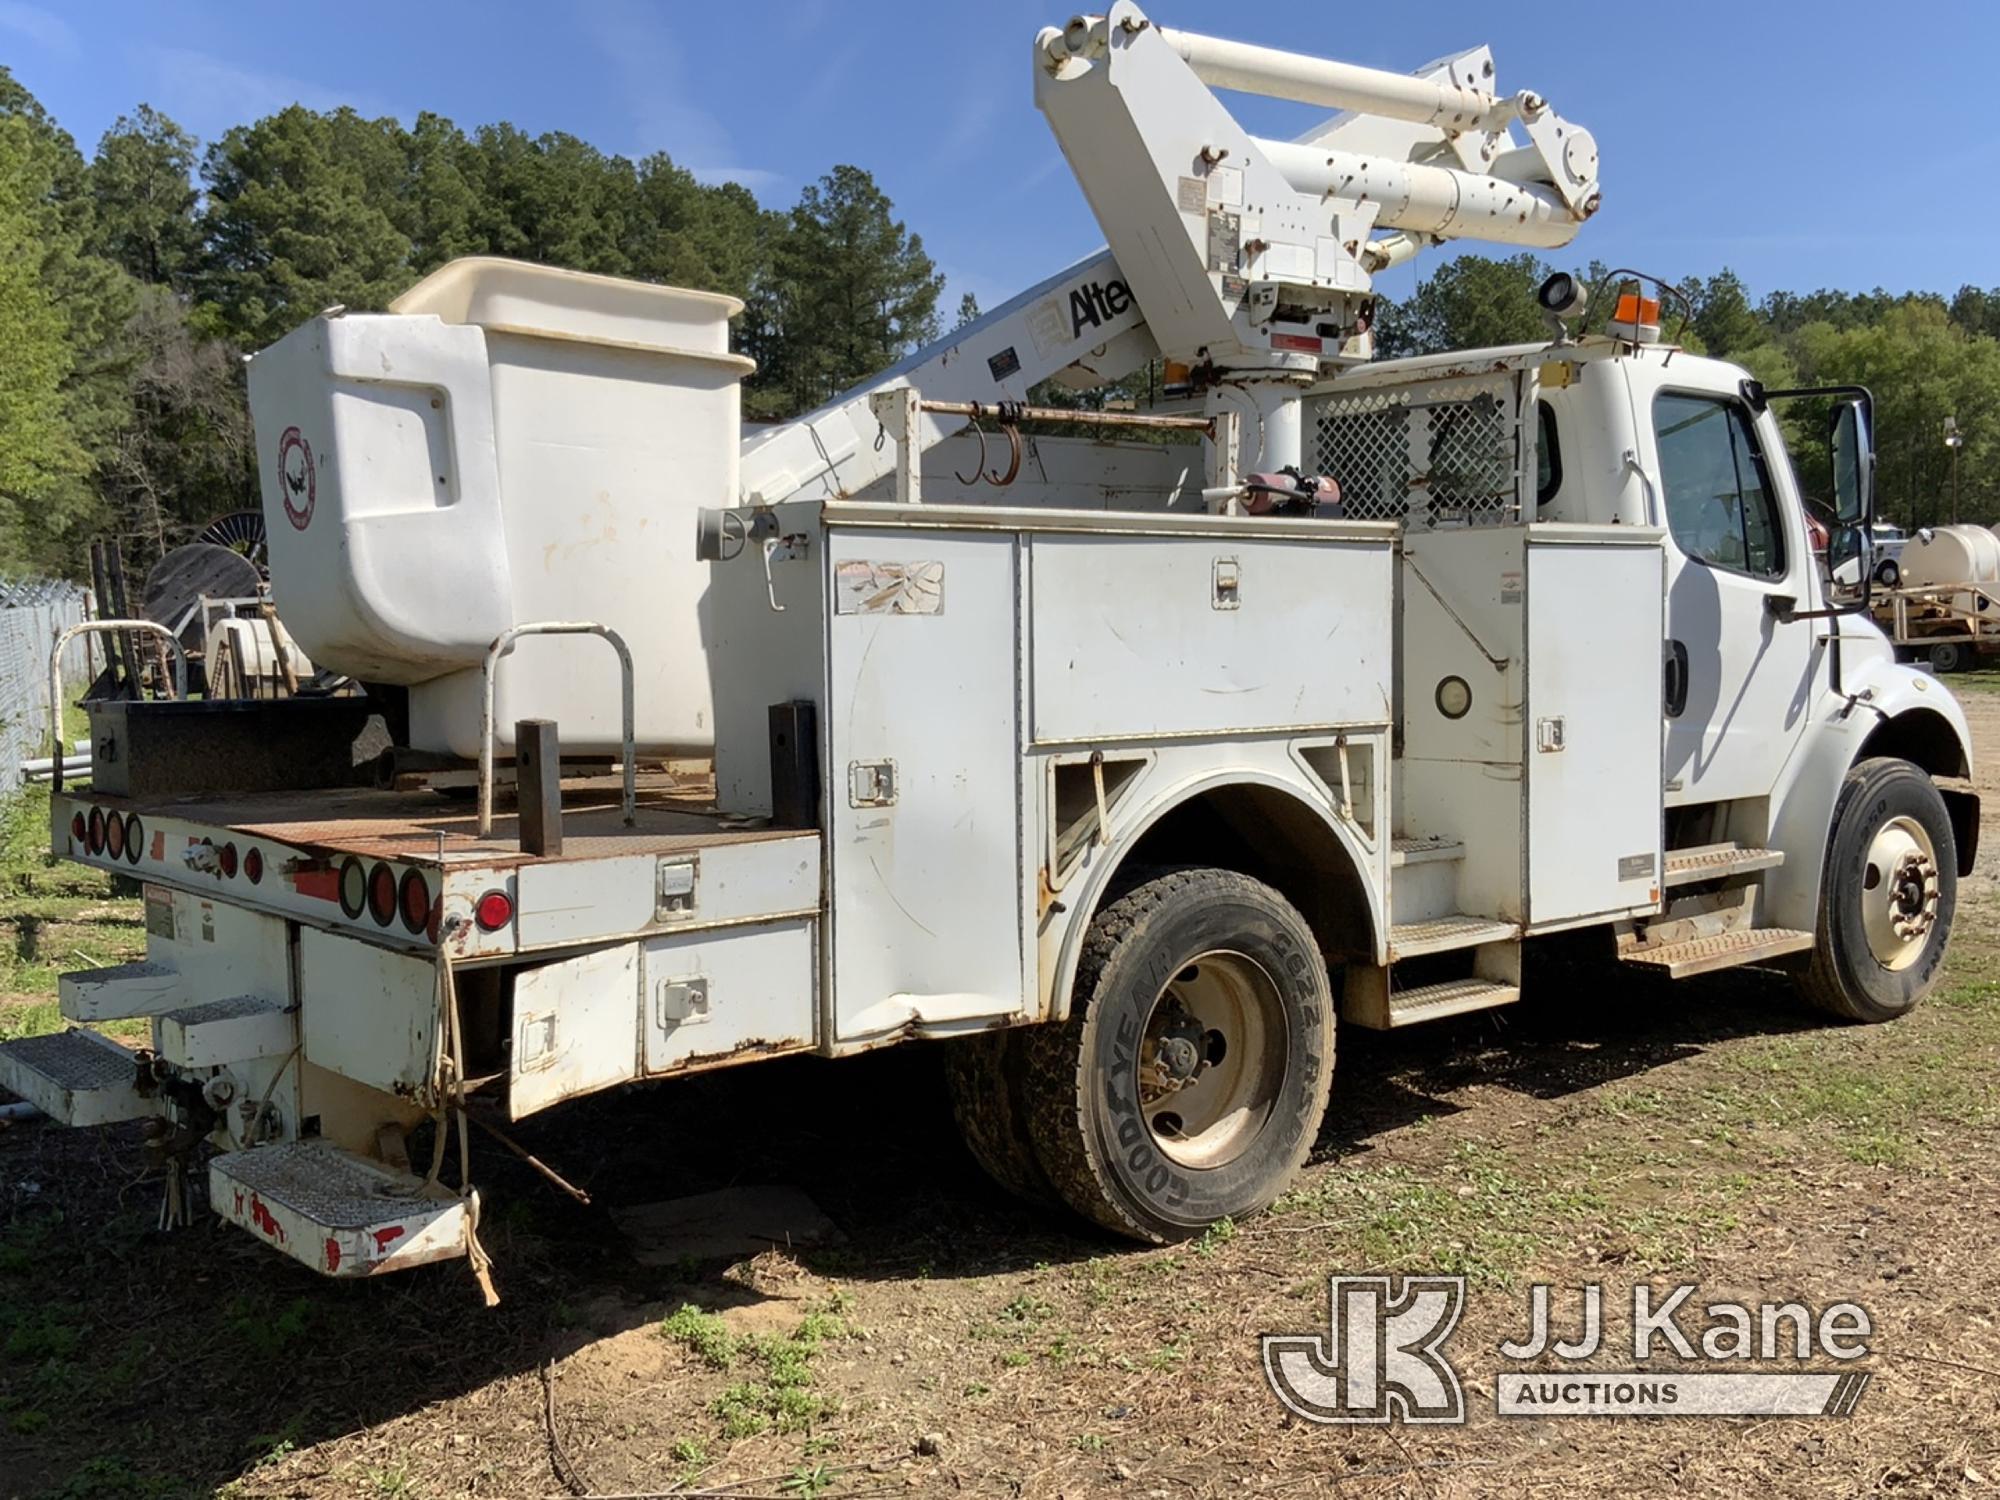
xmin=1664 ymin=640 xmax=1689 ymax=718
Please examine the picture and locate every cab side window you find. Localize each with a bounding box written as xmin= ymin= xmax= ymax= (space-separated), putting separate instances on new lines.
xmin=1653 ymin=393 xmax=1785 ymax=578
xmin=1535 ymin=400 xmax=1562 ymax=509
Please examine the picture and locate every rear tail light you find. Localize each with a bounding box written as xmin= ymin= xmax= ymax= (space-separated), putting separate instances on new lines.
xmin=474 ymin=889 xmax=513 ymax=932
xmin=366 ymin=863 xmax=397 ymax=926
xmin=123 ymin=813 xmax=143 ymax=864
xmin=86 ymin=808 xmax=105 ymax=855
xmin=243 ymin=847 xmax=263 ymax=884
xmin=338 ymin=858 xmax=367 ymax=919
xmin=104 ymin=812 xmax=125 ymax=860
xmin=218 ymin=842 xmax=239 ymax=879
xmin=69 ymin=811 xmax=85 ymax=843
xmin=398 ymin=869 xmax=431 ymax=934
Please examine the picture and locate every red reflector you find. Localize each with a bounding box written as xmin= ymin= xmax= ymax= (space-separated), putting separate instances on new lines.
xmin=123 ymin=814 xmax=143 ymax=865
xmin=474 ymin=889 xmax=513 ymax=932
xmin=367 ymin=863 xmax=397 ymax=926
xmin=219 ymin=842 xmax=239 ymax=879
xmin=105 ymin=812 xmax=125 ymax=860
xmin=398 ymin=869 xmax=431 ymax=934
xmin=243 ymin=847 xmax=263 ymax=884
xmin=70 ymin=812 xmax=85 ymax=843
xmin=86 ymin=808 xmax=105 ymax=855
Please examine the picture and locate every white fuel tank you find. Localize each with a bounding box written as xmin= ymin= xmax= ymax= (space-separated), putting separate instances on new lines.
xmin=1902 ymin=524 xmax=2000 ymax=589
xmin=247 ymin=257 xmax=753 ymax=758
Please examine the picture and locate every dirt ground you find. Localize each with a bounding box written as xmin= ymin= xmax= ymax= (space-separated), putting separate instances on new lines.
xmin=5 ymin=679 xmax=2000 ymax=1500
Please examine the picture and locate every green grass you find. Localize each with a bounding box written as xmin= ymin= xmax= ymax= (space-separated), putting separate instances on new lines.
xmin=660 ymin=1303 xmax=740 ymax=1370
xmin=0 ymin=785 xmax=146 ymax=1042
xmin=1269 ymin=1136 xmax=1744 ymax=1285
xmin=662 ymin=1301 xmax=853 ymax=1441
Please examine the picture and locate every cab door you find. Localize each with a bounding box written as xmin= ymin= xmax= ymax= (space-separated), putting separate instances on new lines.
xmin=1651 ymin=383 xmax=1820 ymax=805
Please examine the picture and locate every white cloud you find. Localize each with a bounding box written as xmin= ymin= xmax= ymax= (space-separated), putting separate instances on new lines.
xmin=0 ymin=1 xmax=77 ymax=57
xmin=145 ymin=46 xmax=399 ymax=138
xmin=929 ymin=79 xmax=1007 ymax=170
xmin=582 ymin=1 xmax=778 ymax=192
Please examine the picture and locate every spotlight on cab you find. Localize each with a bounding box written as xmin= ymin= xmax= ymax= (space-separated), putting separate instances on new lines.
xmin=1537 ymin=272 xmax=1588 ymax=342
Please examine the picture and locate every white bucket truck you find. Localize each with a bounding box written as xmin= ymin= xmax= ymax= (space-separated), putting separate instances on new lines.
xmin=1 ymin=8 xmax=1975 ymax=1280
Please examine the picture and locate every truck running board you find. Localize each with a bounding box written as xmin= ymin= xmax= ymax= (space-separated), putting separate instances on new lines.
xmin=1662 ymin=843 xmax=1785 ymax=888
xmin=1384 ymin=977 xmax=1521 ymax=1027
xmin=1618 ymin=927 xmax=1814 ymax=979
xmin=0 ymin=1029 xmax=149 ymax=1126
xmin=1388 ymin=914 xmax=1519 ymax=960
xmin=211 ymin=1142 xmax=471 ymax=1278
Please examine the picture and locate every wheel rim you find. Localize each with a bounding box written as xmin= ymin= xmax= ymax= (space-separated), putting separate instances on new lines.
xmin=1860 ymin=815 xmax=1941 ymax=972
xmin=1138 ymin=949 xmax=1287 ymax=1170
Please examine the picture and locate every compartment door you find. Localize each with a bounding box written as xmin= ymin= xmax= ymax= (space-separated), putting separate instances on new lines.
xmin=1526 ymin=537 xmax=1666 ymax=923
xmin=825 ymin=529 xmax=1025 ymax=1042
xmin=508 ymin=942 xmax=640 ymax=1119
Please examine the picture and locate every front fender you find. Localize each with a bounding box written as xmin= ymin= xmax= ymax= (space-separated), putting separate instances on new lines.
xmin=1765 ymin=647 xmax=1976 ymax=931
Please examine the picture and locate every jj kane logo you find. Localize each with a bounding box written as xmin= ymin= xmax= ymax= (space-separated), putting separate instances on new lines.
xmin=1264 ymin=1277 xmax=1873 ymax=1424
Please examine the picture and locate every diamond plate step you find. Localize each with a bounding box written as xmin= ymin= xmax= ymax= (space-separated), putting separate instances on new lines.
xmin=0 ymin=1029 xmax=149 ymax=1126
xmin=210 ymin=1142 xmax=469 ymax=1279
xmin=1389 ymin=914 xmax=1519 ymax=960
xmin=1619 ymin=926 xmax=1814 ymax=978
xmin=1390 ymin=835 xmax=1464 ymax=868
xmin=1386 ymin=977 xmax=1520 ymax=1027
xmin=1662 ymin=844 xmax=1785 ymax=889
xmin=159 ymin=996 xmax=294 ymax=1069
xmin=59 ymin=960 xmax=182 ymax=1022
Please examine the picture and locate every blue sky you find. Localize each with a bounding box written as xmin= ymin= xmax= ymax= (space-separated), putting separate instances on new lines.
xmin=6 ymin=0 xmax=1997 ymax=314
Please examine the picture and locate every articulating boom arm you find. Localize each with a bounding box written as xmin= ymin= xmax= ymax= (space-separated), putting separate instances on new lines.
xmin=1035 ymin=4 xmax=1600 ymax=413
xmin=737 ymin=8 xmax=1600 ymax=503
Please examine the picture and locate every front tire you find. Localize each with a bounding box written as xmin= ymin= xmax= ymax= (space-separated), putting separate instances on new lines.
xmin=1021 ymin=868 xmax=1336 ymax=1242
xmin=1798 ymin=758 xmax=1956 ymax=1023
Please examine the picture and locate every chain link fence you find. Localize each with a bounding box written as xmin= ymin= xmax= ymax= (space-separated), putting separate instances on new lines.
xmin=0 ymin=582 xmax=90 ymax=792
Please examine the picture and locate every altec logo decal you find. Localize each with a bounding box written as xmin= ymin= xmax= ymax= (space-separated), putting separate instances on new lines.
xmin=1067 ymin=277 xmax=1135 ymax=338
xmin=1025 ymin=274 xmax=1141 ymax=361
xmin=278 ymin=425 xmax=316 ymax=530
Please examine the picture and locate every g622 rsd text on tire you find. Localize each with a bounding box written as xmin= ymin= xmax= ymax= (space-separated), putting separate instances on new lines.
xmin=1022 ymin=867 xmax=1336 ymax=1242
xmin=1799 ymin=757 xmax=1956 ymax=1023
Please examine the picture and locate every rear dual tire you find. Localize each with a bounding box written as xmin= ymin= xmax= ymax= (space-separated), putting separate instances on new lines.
xmin=946 ymin=868 xmax=1336 ymax=1242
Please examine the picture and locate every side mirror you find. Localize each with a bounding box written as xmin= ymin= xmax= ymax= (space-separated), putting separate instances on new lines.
xmin=1828 ymin=397 xmax=1873 ymax=528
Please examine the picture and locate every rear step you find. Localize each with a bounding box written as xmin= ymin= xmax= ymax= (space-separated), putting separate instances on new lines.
xmin=1663 ymin=843 xmax=1785 ymax=888
xmin=1619 ymin=927 xmax=1814 ymax=978
xmin=59 ymin=960 xmax=182 ymax=1022
xmin=0 ymin=1029 xmax=149 ymax=1126
xmin=1385 ymin=977 xmax=1520 ymax=1027
xmin=211 ymin=1141 xmax=470 ymax=1278
xmin=1389 ymin=914 xmax=1519 ymax=960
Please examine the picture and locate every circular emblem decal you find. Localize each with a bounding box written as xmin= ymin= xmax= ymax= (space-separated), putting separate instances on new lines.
xmin=278 ymin=426 xmax=316 ymax=531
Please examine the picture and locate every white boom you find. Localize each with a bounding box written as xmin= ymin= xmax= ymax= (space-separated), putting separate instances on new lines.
xmin=743 ymin=4 xmax=1601 ymax=500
